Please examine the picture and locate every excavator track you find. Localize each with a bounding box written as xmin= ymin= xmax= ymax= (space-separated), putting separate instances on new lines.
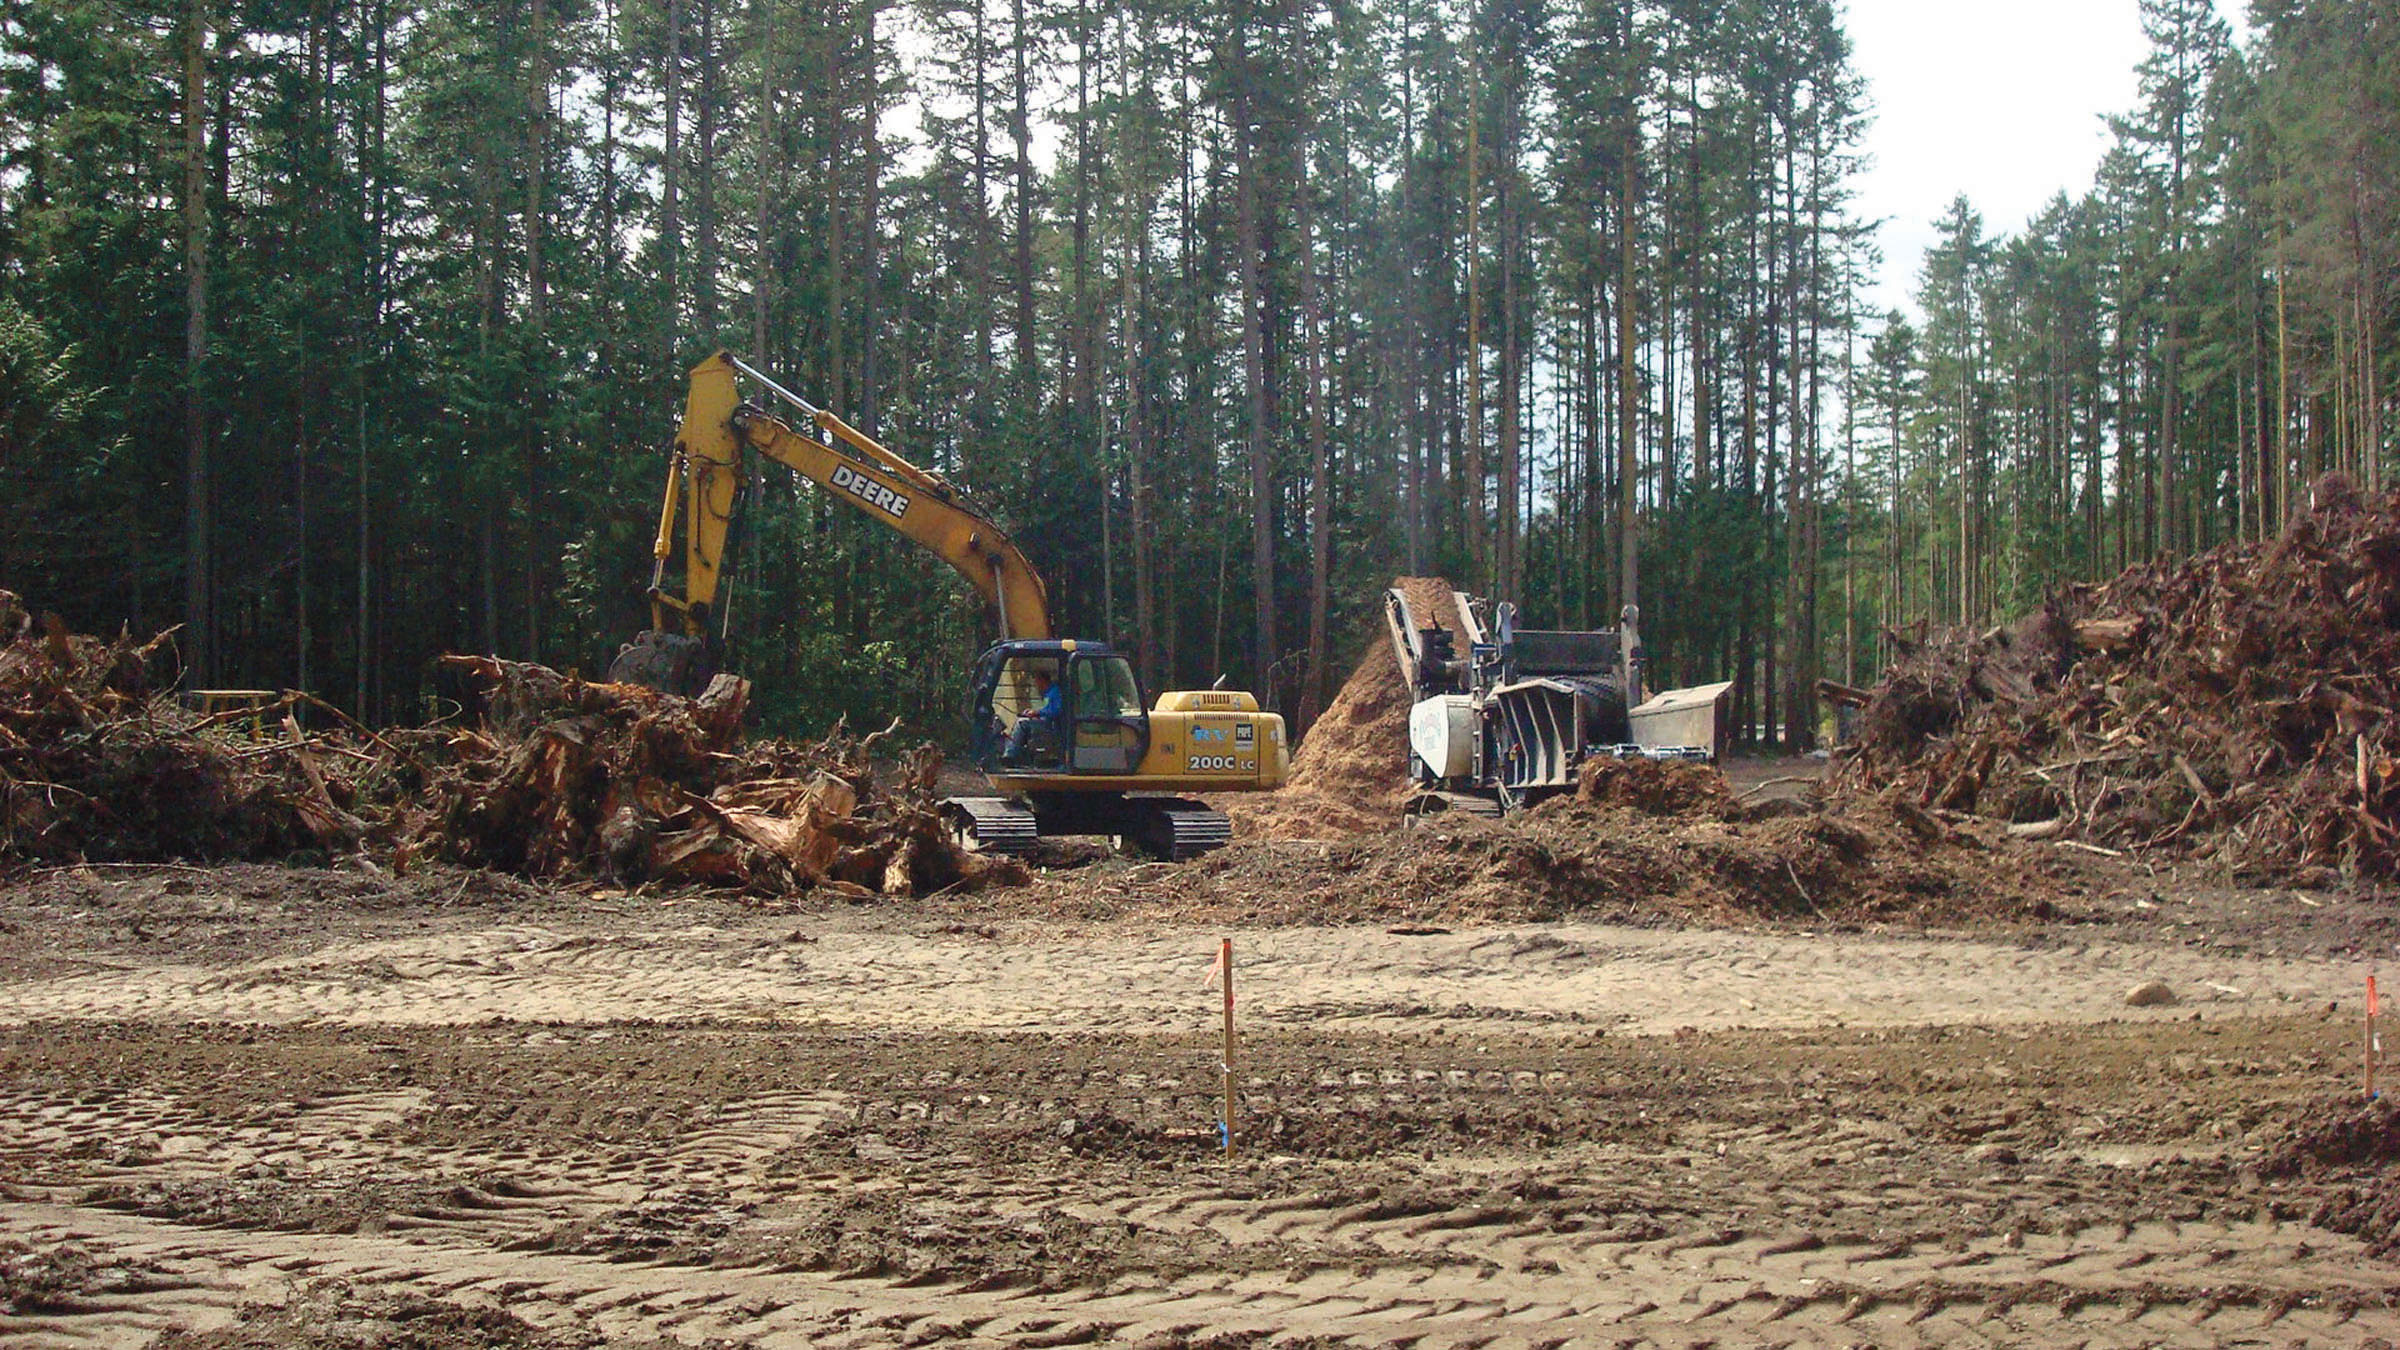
xmin=1013 ymin=792 xmax=1231 ymax=861
xmin=943 ymin=797 xmax=1040 ymax=854
xmin=1139 ymin=799 xmax=1232 ymax=860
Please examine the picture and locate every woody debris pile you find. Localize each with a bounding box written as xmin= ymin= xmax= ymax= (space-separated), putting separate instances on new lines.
xmin=394 ymin=657 xmax=1024 ymax=897
xmin=1841 ymin=475 xmax=2400 ymax=881
xmin=0 ymin=590 xmax=364 ymax=863
xmin=0 ymin=591 xmax=1017 ymax=898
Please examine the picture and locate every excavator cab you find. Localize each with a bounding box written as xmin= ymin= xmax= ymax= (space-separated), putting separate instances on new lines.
xmin=969 ymin=640 xmax=1149 ymax=776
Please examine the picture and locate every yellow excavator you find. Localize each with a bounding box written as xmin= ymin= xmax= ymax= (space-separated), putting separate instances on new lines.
xmin=608 ymin=350 xmax=1288 ymax=858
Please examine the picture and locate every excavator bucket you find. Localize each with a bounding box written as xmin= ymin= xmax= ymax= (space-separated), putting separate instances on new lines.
xmin=607 ymin=629 xmax=712 ymax=696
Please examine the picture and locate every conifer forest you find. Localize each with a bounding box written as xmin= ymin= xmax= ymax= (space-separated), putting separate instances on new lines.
xmin=0 ymin=0 xmax=2388 ymax=746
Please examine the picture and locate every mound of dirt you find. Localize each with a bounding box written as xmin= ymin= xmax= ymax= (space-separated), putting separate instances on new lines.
xmin=1020 ymin=786 xmax=2047 ymax=929
xmin=2259 ymin=1097 xmax=2400 ymax=1256
xmin=1841 ymin=477 xmax=2400 ymax=881
xmin=1222 ymin=576 xmax=1459 ymax=840
xmin=2260 ymin=1096 xmax=2400 ymax=1178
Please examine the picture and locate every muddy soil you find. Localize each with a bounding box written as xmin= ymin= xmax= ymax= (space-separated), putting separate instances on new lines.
xmin=5 ymin=858 xmax=2400 ymax=1348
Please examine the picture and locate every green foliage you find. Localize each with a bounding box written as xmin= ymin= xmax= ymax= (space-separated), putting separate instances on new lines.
xmin=1861 ymin=0 xmax=2397 ymax=661
xmin=16 ymin=0 xmax=2383 ymax=759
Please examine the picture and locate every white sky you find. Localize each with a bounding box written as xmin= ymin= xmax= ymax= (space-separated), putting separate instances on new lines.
xmin=1844 ymin=0 xmax=2247 ymax=319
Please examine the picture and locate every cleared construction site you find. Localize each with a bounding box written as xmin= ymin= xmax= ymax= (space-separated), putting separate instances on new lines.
xmin=9 ymin=490 xmax=2400 ymax=1345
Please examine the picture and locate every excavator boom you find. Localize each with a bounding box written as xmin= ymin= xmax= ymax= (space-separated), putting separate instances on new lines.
xmin=642 ymin=351 xmax=1052 ymax=648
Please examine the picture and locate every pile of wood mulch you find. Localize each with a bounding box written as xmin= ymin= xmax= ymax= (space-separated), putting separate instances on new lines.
xmin=1001 ymin=757 xmax=2057 ymax=929
xmin=1219 ymin=576 xmax=1462 ymax=840
xmin=1839 ymin=475 xmax=2400 ymax=881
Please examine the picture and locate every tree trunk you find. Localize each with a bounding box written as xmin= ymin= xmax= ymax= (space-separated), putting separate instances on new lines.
xmin=523 ymin=0 xmax=549 ymax=661
xmin=971 ymin=0 xmax=993 ymax=442
xmin=662 ymin=0 xmax=683 ymax=354
xmin=751 ymin=0 xmax=775 ymax=362
xmin=183 ymin=0 xmax=212 ymax=686
xmin=1497 ymin=137 xmax=1520 ymax=604
xmin=824 ymin=1 xmax=846 ymax=412
xmin=1463 ymin=65 xmax=1486 ymax=594
xmin=1302 ymin=150 xmax=1332 ymax=727
xmin=1238 ymin=119 xmax=1275 ymax=703
xmin=694 ymin=0 xmax=719 ymax=334
xmin=1616 ymin=123 xmax=1639 ymax=643
xmin=1010 ymin=0 xmax=1037 ymax=386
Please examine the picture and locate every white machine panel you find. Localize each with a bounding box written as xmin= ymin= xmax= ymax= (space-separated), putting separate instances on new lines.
xmin=1629 ymin=680 xmax=1734 ymax=759
xmin=1409 ymin=695 xmax=1479 ymax=778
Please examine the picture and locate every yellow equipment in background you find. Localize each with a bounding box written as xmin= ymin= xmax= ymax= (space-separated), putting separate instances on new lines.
xmin=610 ymin=351 xmax=1287 ymax=858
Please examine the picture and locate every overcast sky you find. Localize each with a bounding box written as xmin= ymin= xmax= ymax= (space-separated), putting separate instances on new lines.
xmin=1844 ymin=0 xmax=2246 ymax=318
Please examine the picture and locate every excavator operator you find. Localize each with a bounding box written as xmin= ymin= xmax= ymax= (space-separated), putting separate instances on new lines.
xmin=1004 ymin=663 xmax=1067 ymax=767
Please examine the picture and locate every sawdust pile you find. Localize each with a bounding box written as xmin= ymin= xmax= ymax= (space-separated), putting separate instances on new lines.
xmin=1027 ymin=758 xmax=2048 ymax=928
xmin=1222 ymin=576 xmax=1460 ymax=839
xmin=1840 ymin=475 xmax=2400 ymax=881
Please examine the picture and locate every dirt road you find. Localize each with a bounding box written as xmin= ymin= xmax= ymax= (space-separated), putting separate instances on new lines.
xmin=4 ymin=864 xmax=2397 ymax=1347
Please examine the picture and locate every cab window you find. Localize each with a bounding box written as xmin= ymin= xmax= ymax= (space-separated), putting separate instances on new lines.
xmin=1072 ymin=656 xmax=1144 ymax=719
xmin=993 ymin=657 xmax=1063 ymax=723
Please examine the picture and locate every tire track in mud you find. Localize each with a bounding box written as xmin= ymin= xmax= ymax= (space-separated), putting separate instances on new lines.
xmin=8 ymin=1192 xmax=2397 ymax=1348
xmin=0 ymin=918 xmax=2355 ymax=1035
xmin=4 ymin=1018 xmax=2398 ymax=1347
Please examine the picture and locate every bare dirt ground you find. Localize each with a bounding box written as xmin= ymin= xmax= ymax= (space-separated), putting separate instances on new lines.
xmin=5 ymin=845 xmax=2400 ymax=1349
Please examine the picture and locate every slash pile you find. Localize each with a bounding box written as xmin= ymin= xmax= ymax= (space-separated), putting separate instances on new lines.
xmin=0 ymin=595 xmax=354 ymax=863
xmin=393 ymin=656 xmax=1024 ymax=897
xmin=1841 ymin=476 xmax=2400 ymax=880
xmin=0 ymin=591 xmax=1020 ymax=898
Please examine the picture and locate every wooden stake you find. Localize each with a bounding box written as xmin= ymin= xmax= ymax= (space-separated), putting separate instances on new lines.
xmin=1221 ymin=937 xmax=1236 ymax=1159
xmin=2370 ymin=974 xmax=2381 ymax=1099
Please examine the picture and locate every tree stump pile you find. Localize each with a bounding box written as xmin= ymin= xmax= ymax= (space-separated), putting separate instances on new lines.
xmin=394 ymin=655 xmax=1025 ymax=897
xmin=1842 ymin=476 xmax=2400 ymax=880
xmin=0 ymin=600 xmax=1024 ymax=898
xmin=0 ymin=593 xmax=341 ymax=863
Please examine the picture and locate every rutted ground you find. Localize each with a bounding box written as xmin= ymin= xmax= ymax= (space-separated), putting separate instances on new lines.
xmin=2 ymin=865 xmax=2397 ymax=1347
xmin=2 ymin=1017 xmax=2393 ymax=1348
xmin=0 ymin=905 xmax=2368 ymax=1035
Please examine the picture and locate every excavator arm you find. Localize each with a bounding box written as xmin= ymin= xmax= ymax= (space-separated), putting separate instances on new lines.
xmin=639 ymin=351 xmax=1053 ymax=650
